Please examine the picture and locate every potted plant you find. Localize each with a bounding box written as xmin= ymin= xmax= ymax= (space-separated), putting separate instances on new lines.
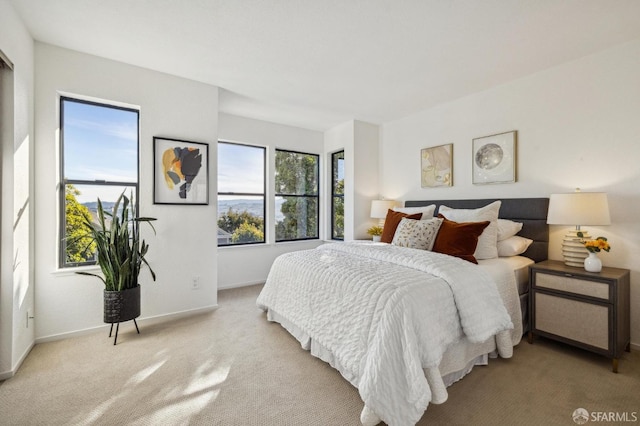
xmin=75 ymin=191 xmax=156 ymax=344
xmin=367 ymin=225 xmax=384 ymax=242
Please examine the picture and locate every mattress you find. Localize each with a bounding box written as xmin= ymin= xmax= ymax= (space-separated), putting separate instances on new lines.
xmin=478 ymin=256 xmax=534 ymax=333
xmin=478 ymin=255 xmax=534 ymax=295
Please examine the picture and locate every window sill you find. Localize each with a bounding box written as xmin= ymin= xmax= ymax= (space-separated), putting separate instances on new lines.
xmin=53 ymin=264 xmax=101 ymax=277
xmin=218 ymin=239 xmax=323 ymax=250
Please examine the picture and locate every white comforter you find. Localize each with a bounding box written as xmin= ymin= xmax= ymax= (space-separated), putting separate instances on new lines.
xmin=256 ymin=242 xmax=516 ymax=426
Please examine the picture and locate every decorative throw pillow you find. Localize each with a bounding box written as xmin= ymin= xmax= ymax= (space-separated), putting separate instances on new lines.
xmin=438 ymin=200 xmax=501 ymax=260
xmin=497 ymin=236 xmax=533 ymax=257
xmin=392 ymin=204 xmax=436 ymax=220
xmin=392 ymin=217 xmax=443 ymax=250
xmin=432 ymin=215 xmax=490 ymax=264
xmin=497 ymin=219 xmax=523 ymax=241
xmin=380 ymin=210 xmax=423 ymax=243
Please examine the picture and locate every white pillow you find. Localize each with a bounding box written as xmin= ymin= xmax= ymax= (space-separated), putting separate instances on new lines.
xmin=392 ymin=217 xmax=443 ymax=251
xmin=393 ymin=204 xmax=436 ymax=220
xmin=497 ymin=219 xmax=523 ymax=241
xmin=438 ymin=200 xmax=501 ymax=260
xmin=498 ymin=236 xmax=533 ymax=257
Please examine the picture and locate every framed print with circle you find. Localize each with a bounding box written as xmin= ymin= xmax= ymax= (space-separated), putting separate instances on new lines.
xmin=472 ymin=131 xmax=517 ymax=185
xmin=153 ymin=137 xmax=209 ymax=205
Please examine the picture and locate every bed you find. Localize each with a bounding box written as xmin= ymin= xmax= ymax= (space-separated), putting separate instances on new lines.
xmin=257 ymin=198 xmax=548 ymax=426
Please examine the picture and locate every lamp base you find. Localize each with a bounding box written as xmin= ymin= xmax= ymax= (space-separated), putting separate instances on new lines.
xmin=562 ymin=229 xmax=590 ymax=267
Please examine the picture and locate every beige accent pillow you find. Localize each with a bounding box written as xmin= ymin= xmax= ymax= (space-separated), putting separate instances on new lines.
xmin=392 ymin=205 xmax=436 ymax=220
xmin=438 ymin=200 xmax=501 ymax=260
xmin=392 ymin=217 xmax=443 ymax=251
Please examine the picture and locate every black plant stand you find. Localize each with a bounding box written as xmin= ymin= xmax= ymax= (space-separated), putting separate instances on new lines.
xmin=104 ymin=286 xmax=141 ymax=345
xmin=108 ymin=318 xmax=140 ymax=345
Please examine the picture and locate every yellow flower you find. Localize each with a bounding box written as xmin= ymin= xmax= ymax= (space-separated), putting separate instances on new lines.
xmin=367 ymin=225 xmax=383 ymax=236
xmin=583 ymin=237 xmax=610 ymax=253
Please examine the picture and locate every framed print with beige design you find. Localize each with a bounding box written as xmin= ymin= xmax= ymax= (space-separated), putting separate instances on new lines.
xmin=153 ymin=137 xmax=209 ymax=205
xmin=421 ymin=143 xmax=453 ymax=187
xmin=472 ymin=131 xmax=517 ymax=185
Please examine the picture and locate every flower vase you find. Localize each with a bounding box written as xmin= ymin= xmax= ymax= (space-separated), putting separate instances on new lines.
xmin=372 ymin=235 xmax=381 ymax=242
xmin=584 ymin=252 xmax=602 ymax=273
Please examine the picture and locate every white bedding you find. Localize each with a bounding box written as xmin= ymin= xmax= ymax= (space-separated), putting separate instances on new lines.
xmin=257 ymin=242 xmax=521 ymax=426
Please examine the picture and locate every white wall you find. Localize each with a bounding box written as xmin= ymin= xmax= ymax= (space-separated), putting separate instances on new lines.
xmin=0 ymin=1 xmax=35 ymax=379
xmin=381 ymin=40 xmax=640 ymax=346
xmin=34 ymin=43 xmax=219 ymax=340
xmin=217 ymin=113 xmax=324 ymax=289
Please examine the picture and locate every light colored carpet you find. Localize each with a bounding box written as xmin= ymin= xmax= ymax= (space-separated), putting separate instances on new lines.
xmin=1 ymin=284 xmax=638 ymax=425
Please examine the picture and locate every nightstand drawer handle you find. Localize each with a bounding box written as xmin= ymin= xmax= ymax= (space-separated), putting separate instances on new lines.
xmin=564 ymin=273 xmax=573 ymax=277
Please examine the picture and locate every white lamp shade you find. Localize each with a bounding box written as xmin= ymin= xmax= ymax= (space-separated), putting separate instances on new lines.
xmin=370 ymin=200 xmax=397 ymax=219
xmin=547 ymin=192 xmax=610 ymax=226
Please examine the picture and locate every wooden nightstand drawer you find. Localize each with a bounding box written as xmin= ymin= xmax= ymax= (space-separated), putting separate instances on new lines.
xmin=536 ymin=273 xmax=610 ymax=300
xmin=535 ymin=293 xmax=610 ymax=350
xmin=529 ymin=260 xmax=631 ymax=373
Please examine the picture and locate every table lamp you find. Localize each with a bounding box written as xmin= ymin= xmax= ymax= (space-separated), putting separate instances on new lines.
xmin=547 ymin=189 xmax=610 ymax=267
xmin=370 ymin=200 xmax=397 ymax=227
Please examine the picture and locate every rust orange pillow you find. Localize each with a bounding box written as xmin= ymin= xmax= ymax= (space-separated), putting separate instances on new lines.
xmin=380 ymin=210 xmax=423 ymax=243
xmin=432 ymin=215 xmax=490 ymax=264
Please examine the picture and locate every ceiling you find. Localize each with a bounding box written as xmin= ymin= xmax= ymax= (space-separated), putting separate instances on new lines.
xmin=10 ymin=0 xmax=640 ymax=131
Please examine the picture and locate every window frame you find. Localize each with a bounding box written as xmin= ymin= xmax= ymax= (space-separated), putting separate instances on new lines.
xmin=274 ymin=148 xmax=320 ymax=243
xmin=331 ymin=150 xmax=345 ymax=241
xmin=59 ymin=95 xmax=140 ymax=269
xmin=217 ymin=140 xmax=267 ymax=247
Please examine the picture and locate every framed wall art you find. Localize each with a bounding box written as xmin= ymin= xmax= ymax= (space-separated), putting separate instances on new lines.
xmin=421 ymin=143 xmax=453 ymax=187
xmin=472 ymin=131 xmax=517 ymax=185
xmin=153 ymin=137 xmax=209 ymax=205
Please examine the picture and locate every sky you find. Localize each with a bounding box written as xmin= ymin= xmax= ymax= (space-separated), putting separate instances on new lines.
xmin=63 ymin=99 xmax=138 ymax=204
xmin=217 ymin=142 xmax=265 ymax=195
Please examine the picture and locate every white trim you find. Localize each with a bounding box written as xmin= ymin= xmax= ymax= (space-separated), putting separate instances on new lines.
xmin=35 ymin=304 xmax=218 ymax=344
xmin=0 ymin=48 xmax=13 ymax=70
xmin=0 ymin=341 xmax=34 ymax=380
xmin=218 ymin=280 xmax=265 ymax=290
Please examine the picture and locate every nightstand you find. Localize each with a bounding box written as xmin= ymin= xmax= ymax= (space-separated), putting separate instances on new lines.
xmin=528 ymin=260 xmax=630 ymax=373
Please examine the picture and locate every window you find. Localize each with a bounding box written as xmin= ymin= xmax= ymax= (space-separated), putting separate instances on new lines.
xmin=217 ymin=142 xmax=266 ymax=246
xmin=275 ymin=149 xmax=319 ymax=242
xmin=60 ymin=97 xmax=139 ymax=268
xmin=331 ymin=150 xmax=344 ymax=240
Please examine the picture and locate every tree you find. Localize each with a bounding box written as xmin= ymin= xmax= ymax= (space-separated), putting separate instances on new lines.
xmin=65 ymin=185 xmax=96 ymax=263
xmin=218 ymin=208 xmax=264 ymax=244
xmin=231 ymin=221 xmax=264 ymax=244
xmin=333 ymin=178 xmax=344 ymax=239
xmin=275 ymin=151 xmax=318 ymax=240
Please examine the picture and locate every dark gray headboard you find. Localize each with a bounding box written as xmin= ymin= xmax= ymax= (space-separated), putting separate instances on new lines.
xmin=405 ymin=198 xmax=549 ymax=263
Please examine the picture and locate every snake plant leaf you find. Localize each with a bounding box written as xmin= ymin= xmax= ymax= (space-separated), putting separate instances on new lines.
xmin=75 ymin=190 xmax=157 ymax=291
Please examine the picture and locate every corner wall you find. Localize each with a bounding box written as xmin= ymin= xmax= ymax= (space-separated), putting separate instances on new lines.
xmin=381 ymin=40 xmax=640 ymax=346
xmin=0 ymin=1 xmax=35 ymax=379
xmin=34 ymin=43 xmax=219 ymax=341
xmin=324 ymin=120 xmax=380 ymax=241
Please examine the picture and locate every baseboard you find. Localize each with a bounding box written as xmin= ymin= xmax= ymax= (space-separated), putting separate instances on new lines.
xmin=0 ymin=341 xmax=35 ymax=381
xmin=218 ymin=280 xmax=265 ymax=290
xmin=35 ymin=304 xmax=218 ymax=344
xmin=630 ymin=342 xmax=640 ymax=351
